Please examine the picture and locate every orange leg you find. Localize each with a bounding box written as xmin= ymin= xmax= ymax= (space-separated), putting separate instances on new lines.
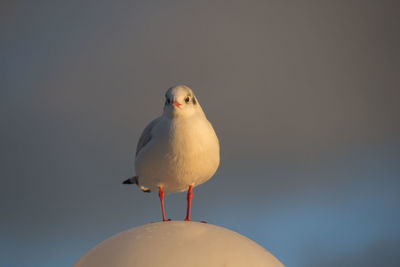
xmin=185 ymin=185 xmax=193 ymax=221
xmin=158 ymin=186 xmax=166 ymax=222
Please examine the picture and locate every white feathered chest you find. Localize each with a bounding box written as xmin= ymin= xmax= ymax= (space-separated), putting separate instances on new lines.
xmin=135 ymin=115 xmax=220 ymax=193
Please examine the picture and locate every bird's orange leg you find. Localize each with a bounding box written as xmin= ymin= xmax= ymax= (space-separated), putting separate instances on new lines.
xmin=184 ymin=185 xmax=193 ymax=221
xmin=158 ymin=186 xmax=166 ymax=222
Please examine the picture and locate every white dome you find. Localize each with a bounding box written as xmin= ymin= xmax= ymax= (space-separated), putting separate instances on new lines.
xmin=73 ymin=221 xmax=284 ymax=267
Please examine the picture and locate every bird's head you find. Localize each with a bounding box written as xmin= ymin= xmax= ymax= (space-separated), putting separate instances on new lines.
xmin=163 ymin=85 xmax=203 ymax=118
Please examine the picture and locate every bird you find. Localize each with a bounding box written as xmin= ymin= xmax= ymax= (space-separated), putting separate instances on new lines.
xmin=123 ymin=85 xmax=220 ymax=222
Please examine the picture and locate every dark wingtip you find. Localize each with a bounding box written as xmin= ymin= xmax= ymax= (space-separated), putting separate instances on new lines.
xmin=123 ymin=178 xmax=135 ymax=184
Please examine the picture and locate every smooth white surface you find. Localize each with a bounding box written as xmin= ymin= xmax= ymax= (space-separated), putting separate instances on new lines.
xmin=73 ymin=221 xmax=284 ymax=267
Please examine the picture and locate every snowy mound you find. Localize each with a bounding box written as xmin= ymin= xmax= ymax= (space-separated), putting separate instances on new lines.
xmin=73 ymin=221 xmax=284 ymax=267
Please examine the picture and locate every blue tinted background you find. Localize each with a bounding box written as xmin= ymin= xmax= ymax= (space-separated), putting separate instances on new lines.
xmin=1 ymin=1 xmax=399 ymax=266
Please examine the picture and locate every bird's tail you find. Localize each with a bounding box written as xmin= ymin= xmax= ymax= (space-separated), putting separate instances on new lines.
xmin=123 ymin=176 xmax=151 ymax=192
xmin=123 ymin=176 xmax=138 ymax=185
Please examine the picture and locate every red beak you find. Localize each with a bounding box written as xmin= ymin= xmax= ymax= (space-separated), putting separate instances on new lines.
xmin=173 ymin=100 xmax=181 ymax=108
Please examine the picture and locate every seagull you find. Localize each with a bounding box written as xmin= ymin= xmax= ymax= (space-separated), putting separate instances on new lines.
xmin=123 ymin=85 xmax=220 ymax=221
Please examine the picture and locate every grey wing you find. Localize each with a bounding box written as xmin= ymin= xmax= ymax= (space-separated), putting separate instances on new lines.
xmin=135 ymin=117 xmax=161 ymax=157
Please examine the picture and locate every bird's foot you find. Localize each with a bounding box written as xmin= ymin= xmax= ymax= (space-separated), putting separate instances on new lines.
xmin=183 ymin=219 xmax=207 ymax=223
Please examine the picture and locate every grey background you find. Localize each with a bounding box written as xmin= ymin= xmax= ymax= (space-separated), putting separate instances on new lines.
xmin=1 ymin=1 xmax=399 ymax=266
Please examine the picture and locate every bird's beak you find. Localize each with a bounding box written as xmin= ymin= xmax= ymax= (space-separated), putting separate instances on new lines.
xmin=173 ymin=100 xmax=181 ymax=108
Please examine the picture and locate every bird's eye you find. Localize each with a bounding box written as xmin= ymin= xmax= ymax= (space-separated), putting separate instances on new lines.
xmin=185 ymin=97 xmax=190 ymax=103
